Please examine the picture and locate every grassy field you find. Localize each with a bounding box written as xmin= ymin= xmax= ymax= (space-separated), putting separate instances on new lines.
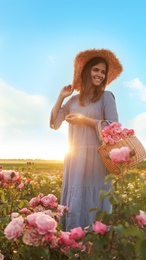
xmin=0 ymin=159 xmax=64 ymax=175
xmin=0 ymin=159 xmax=145 ymax=175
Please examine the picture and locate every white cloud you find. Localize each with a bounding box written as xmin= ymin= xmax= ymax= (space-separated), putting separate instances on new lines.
xmin=128 ymin=112 xmax=146 ymax=149
xmin=0 ymin=80 xmax=68 ymax=159
xmin=0 ymin=79 xmax=49 ymax=140
xmin=124 ymin=78 xmax=146 ymax=102
xmin=124 ymin=78 xmax=146 ymax=149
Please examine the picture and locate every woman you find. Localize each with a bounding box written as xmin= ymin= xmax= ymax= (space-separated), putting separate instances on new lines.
xmin=50 ymin=49 xmax=123 ymax=231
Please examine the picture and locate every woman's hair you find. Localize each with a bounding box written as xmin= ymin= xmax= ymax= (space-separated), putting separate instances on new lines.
xmin=79 ymin=57 xmax=109 ymax=105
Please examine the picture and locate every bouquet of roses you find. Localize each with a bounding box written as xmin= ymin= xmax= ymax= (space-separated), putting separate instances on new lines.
xmin=102 ymin=122 xmax=135 ymax=145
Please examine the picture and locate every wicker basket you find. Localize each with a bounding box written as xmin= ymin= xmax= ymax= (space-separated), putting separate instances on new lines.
xmin=98 ymin=120 xmax=146 ymax=174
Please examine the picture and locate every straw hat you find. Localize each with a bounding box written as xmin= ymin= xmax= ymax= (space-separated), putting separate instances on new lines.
xmin=72 ymin=49 xmax=123 ymax=90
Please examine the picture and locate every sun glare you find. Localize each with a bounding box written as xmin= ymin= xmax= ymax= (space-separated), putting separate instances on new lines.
xmin=44 ymin=143 xmax=69 ymax=161
xmin=0 ymin=122 xmax=69 ymax=160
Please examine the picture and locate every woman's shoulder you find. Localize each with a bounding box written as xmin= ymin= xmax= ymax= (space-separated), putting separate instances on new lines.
xmin=102 ymin=90 xmax=116 ymax=99
xmin=70 ymin=93 xmax=79 ymax=101
xmin=65 ymin=93 xmax=79 ymax=106
xmin=72 ymin=93 xmax=79 ymax=98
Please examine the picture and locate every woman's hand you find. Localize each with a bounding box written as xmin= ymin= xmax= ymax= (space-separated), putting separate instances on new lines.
xmin=66 ymin=113 xmax=96 ymax=128
xmin=59 ymin=85 xmax=74 ymax=99
xmin=65 ymin=113 xmax=84 ymax=125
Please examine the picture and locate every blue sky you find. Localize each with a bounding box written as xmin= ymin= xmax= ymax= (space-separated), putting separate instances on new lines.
xmin=0 ymin=0 xmax=146 ymax=159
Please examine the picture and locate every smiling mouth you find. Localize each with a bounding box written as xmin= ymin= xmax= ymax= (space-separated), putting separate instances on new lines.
xmin=94 ymin=78 xmax=102 ymax=82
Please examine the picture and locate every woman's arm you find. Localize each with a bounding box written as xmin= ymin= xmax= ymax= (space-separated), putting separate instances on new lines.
xmin=65 ymin=91 xmax=118 ymax=128
xmin=50 ymin=85 xmax=73 ymax=127
xmin=51 ymin=94 xmax=64 ymax=126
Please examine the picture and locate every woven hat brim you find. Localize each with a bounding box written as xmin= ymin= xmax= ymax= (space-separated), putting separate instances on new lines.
xmin=72 ymin=49 xmax=123 ymax=90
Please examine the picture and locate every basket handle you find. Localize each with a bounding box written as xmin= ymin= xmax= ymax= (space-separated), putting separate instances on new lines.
xmin=98 ymin=120 xmax=107 ymax=143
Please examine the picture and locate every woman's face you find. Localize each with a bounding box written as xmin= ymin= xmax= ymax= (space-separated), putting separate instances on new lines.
xmin=90 ymin=62 xmax=106 ymax=87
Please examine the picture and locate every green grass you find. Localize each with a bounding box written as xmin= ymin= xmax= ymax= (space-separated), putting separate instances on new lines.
xmin=0 ymin=159 xmax=64 ymax=175
xmin=0 ymin=159 xmax=145 ymax=175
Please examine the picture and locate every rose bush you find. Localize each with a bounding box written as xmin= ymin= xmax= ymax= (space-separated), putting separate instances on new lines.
xmin=1 ymin=149 xmax=146 ymax=259
xmin=0 ymin=167 xmax=63 ymax=259
xmin=82 ymin=148 xmax=146 ymax=259
xmin=3 ymin=192 xmax=86 ymax=259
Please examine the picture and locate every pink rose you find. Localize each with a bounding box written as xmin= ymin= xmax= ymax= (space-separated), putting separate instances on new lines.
xmin=122 ymin=128 xmax=135 ymax=136
xmin=108 ymin=137 xmax=115 ymax=145
xmin=128 ymin=129 xmax=135 ymax=135
xmin=113 ymin=123 xmax=122 ymax=133
xmin=2 ymin=170 xmax=13 ymax=181
xmin=57 ymin=205 xmax=68 ymax=215
xmin=70 ymin=227 xmax=86 ymax=240
xmin=4 ymin=216 xmax=24 ymax=240
xmin=0 ymin=253 xmax=4 ymax=260
xmin=22 ymin=228 xmax=42 ymax=246
xmin=44 ymin=209 xmax=52 ymax=216
xmin=102 ymin=123 xmax=134 ymax=145
xmin=17 ymin=182 xmax=24 ymax=190
xmin=20 ymin=208 xmax=31 ymax=215
xmin=27 ymin=212 xmax=57 ymax=235
xmin=1 ymin=170 xmax=21 ymax=184
xmin=11 ymin=172 xmax=20 ymax=183
xmin=29 ymin=197 xmax=41 ymax=208
xmin=112 ymin=134 xmax=121 ymax=142
xmin=103 ymin=136 xmax=110 ymax=144
xmin=92 ymin=221 xmax=107 ymax=235
xmin=37 ymin=193 xmax=44 ymax=198
xmin=11 ymin=212 xmax=19 ymax=219
xmin=41 ymin=194 xmax=57 ymax=208
xmin=122 ymin=128 xmax=129 ymax=136
xmin=109 ymin=147 xmax=131 ymax=164
xmin=44 ymin=232 xmax=55 ymax=242
xmin=58 ymin=231 xmax=75 ymax=246
xmin=103 ymin=122 xmax=122 ymax=136
xmin=26 ymin=212 xmax=39 ymax=226
xmin=110 ymin=122 xmax=122 ymax=128
xmin=135 ymin=210 xmax=146 ymax=227
xmin=35 ymin=213 xmax=57 ymax=235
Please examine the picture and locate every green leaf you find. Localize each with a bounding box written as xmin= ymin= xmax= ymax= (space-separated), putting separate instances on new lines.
xmin=137 ymin=174 xmax=145 ymax=183
xmin=100 ymin=190 xmax=112 ymax=201
xmin=114 ymin=224 xmax=124 ymax=235
xmin=89 ymin=206 xmax=101 ymax=212
xmin=137 ymin=239 xmax=146 ymax=260
xmin=129 ymin=204 xmax=139 ymax=215
xmin=123 ymin=227 xmax=144 ymax=238
xmin=105 ymin=174 xmax=115 ymax=183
